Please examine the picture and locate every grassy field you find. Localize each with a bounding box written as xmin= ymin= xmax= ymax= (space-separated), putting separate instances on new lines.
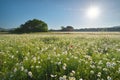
xmin=0 ymin=32 xmax=120 ymax=80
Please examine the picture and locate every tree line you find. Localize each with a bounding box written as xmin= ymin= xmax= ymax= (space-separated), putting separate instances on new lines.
xmin=0 ymin=19 xmax=120 ymax=33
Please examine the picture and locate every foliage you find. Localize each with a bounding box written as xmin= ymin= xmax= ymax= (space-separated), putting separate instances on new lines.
xmin=0 ymin=33 xmax=120 ymax=80
xmin=12 ymin=19 xmax=48 ymax=33
xmin=76 ymin=26 xmax=120 ymax=32
xmin=61 ymin=26 xmax=74 ymax=31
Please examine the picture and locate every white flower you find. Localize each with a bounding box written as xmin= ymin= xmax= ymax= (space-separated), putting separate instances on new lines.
xmin=38 ymin=61 xmax=40 ymax=64
xmin=16 ymin=51 xmax=19 ymax=53
xmin=11 ymin=55 xmax=14 ymax=58
xmin=111 ymin=62 xmax=116 ymax=67
xmin=79 ymin=78 xmax=83 ymax=80
xmin=21 ymin=66 xmax=24 ymax=71
xmin=63 ymin=75 xmax=67 ymax=78
xmin=51 ymin=60 xmax=53 ymax=63
xmin=106 ymin=62 xmax=111 ymax=68
xmin=62 ymin=63 xmax=67 ymax=70
xmin=97 ymin=72 xmax=101 ymax=77
xmin=70 ymin=73 xmax=74 ymax=76
xmin=70 ymin=70 xmax=75 ymax=76
xmin=116 ymin=49 xmax=120 ymax=52
xmin=74 ymin=56 xmax=78 ymax=59
xmin=72 ymin=70 xmax=75 ymax=74
xmin=69 ymin=77 xmax=76 ymax=80
xmin=107 ymin=76 xmax=112 ymax=80
xmin=90 ymin=70 xmax=94 ymax=74
xmin=98 ymin=60 xmax=103 ymax=65
xmin=24 ymin=69 xmax=28 ymax=73
xmin=63 ymin=66 xmax=66 ymax=70
xmin=66 ymin=58 xmax=69 ymax=61
xmin=14 ymin=68 xmax=17 ymax=72
xmin=58 ymin=62 xmax=61 ymax=65
xmin=25 ymin=57 xmax=28 ymax=60
xmin=54 ymin=47 xmax=56 ymax=50
xmin=90 ymin=65 xmax=95 ymax=69
xmin=63 ymin=63 xmax=67 ymax=66
xmin=31 ymin=66 xmax=34 ymax=68
xmin=103 ymin=68 xmax=108 ymax=71
xmin=28 ymin=71 xmax=33 ymax=78
xmin=59 ymin=77 xmax=65 ymax=80
xmin=117 ymin=61 xmax=120 ymax=63
xmin=36 ymin=66 xmax=39 ymax=68
xmin=117 ymin=67 xmax=120 ymax=73
xmin=4 ymin=61 xmax=6 ymax=64
xmin=112 ymin=58 xmax=115 ymax=61
xmin=36 ymin=47 xmax=39 ymax=50
xmin=106 ymin=62 xmax=116 ymax=68
xmin=50 ymin=74 xmax=57 ymax=77
xmin=59 ymin=75 xmax=67 ymax=80
xmin=33 ymin=57 xmax=37 ymax=62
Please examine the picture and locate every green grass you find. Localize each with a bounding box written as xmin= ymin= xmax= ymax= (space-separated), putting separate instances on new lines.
xmin=0 ymin=32 xmax=120 ymax=80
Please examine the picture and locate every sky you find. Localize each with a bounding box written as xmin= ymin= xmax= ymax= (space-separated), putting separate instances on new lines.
xmin=0 ymin=0 xmax=120 ymax=29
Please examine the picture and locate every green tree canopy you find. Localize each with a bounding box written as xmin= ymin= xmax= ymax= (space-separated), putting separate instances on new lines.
xmin=61 ymin=26 xmax=74 ymax=31
xmin=13 ymin=19 xmax=48 ymax=33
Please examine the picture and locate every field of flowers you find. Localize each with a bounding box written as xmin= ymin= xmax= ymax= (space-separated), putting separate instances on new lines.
xmin=0 ymin=32 xmax=120 ymax=80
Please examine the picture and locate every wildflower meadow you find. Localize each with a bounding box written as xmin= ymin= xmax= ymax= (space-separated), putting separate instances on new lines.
xmin=0 ymin=32 xmax=120 ymax=80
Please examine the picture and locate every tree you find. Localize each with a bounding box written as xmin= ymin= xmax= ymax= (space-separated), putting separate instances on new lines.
xmin=61 ymin=26 xmax=74 ymax=31
xmin=61 ymin=26 xmax=66 ymax=31
xmin=13 ymin=19 xmax=48 ymax=33
xmin=66 ymin=26 xmax=74 ymax=31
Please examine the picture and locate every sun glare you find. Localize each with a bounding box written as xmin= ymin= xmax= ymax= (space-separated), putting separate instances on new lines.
xmin=86 ymin=6 xmax=100 ymax=19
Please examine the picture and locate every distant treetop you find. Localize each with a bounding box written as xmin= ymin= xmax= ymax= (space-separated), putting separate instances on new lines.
xmin=61 ymin=26 xmax=74 ymax=31
xmin=12 ymin=19 xmax=48 ymax=33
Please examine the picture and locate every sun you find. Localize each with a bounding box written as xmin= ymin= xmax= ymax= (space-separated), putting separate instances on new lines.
xmin=86 ymin=6 xmax=100 ymax=19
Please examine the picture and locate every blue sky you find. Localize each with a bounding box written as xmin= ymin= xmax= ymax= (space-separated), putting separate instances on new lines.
xmin=0 ymin=0 xmax=120 ymax=29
